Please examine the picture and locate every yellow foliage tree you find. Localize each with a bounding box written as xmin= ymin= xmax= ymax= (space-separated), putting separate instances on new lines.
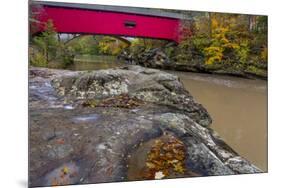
xmin=203 ymin=13 xmax=250 ymax=65
xmin=98 ymin=36 xmax=127 ymax=55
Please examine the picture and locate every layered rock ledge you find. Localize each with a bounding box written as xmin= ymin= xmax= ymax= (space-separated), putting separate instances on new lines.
xmin=29 ymin=66 xmax=262 ymax=187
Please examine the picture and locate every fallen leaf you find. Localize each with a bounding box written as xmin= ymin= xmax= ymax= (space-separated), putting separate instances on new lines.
xmin=56 ymin=138 xmax=65 ymax=145
xmin=154 ymin=171 xmax=165 ymax=179
xmin=62 ymin=166 xmax=69 ymax=175
xmin=142 ymin=135 xmax=186 ymax=179
xmin=146 ymin=162 xmax=156 ymax=169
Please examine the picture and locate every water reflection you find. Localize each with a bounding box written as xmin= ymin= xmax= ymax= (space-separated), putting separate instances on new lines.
xmin=68 ymin=60 xmax=123 ymax=71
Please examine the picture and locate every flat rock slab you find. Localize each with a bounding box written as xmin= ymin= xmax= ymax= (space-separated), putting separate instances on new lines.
xmin=29 ymin=66 xmax=262 ymax=187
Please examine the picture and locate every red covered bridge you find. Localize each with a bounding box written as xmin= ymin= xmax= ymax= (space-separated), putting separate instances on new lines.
xmin=30 ymin=1 xmax=192 ymax=43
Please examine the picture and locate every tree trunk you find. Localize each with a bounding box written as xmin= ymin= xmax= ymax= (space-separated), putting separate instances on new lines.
xmin=208 ymin=12 xmax=212 ymax=38
xmin=248 ymin=15 xmax=257 ymax=32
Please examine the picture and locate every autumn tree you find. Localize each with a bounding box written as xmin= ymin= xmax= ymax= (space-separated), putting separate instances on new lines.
xmin=31 ymin=20 xmax=59 ymax=66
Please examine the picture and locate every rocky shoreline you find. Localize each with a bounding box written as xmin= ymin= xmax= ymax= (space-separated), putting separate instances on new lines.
xmin=118 ymin=48 xmax=267 ymax=80
xmin=29 ymin=66 xmax=262 ymax=187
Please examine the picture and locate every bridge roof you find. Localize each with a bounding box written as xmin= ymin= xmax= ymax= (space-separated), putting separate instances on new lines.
xmin=31 ymin=1 xmax=192 ymax=20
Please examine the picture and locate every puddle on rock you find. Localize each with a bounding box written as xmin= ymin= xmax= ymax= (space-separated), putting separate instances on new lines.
xmin=72 ymin=114 xmax=100 ymax=123
xmin=127 ymin=133 xmax=199 ymax=181
xmin=63 ymin=104 xmax=75 ymax=110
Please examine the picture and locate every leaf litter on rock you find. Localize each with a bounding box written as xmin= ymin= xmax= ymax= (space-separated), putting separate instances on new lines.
xmin=142 ymin=134 xmax=186 ymax=180
xmin=82 ymin=94 xmax=144 ymax=109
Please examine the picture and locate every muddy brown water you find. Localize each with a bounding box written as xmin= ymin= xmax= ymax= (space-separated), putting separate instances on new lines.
xmin=170 ymin=71 xmax=268 ymax=172
xmin=68 ymin=61 xmax=268 ymax=171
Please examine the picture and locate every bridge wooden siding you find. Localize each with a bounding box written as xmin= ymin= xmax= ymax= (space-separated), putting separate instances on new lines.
xmin=31 ymin=1 xmax=192 ymax=43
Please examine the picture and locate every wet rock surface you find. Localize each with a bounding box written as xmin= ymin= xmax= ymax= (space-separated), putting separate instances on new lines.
xmin=29 ymin=66 xmax=262 ymax=187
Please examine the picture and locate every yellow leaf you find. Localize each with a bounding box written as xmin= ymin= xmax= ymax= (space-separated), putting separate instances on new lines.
xmin=146 ymin=162 xmax=156 ymax=169
xmin=173 ymin=163 xmax=185 ymax=174
xmin=62 ymin=166 xmax=69 ymax=175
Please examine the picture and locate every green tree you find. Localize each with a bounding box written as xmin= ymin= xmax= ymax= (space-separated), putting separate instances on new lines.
xmin=31 ymin=20 xmax=59 ymax=66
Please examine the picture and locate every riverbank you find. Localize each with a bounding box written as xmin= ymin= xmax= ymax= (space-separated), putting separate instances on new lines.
xmin=118 ymin=47 xmax=267 ymax=80
xmin=159 ymin=62 xmax=267 ymax=80
xmin=29 ymin=66 xmax=262 ymax=187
